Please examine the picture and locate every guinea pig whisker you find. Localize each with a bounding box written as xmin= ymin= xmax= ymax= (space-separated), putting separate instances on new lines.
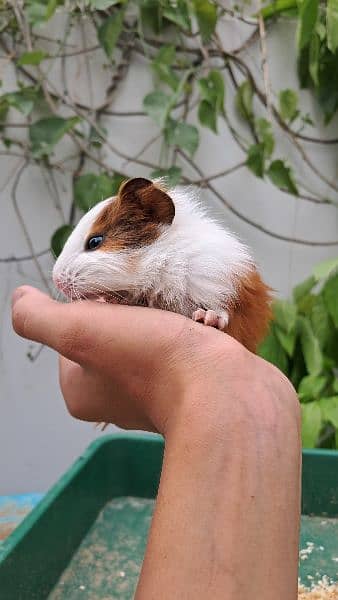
xmin=88 ymin=282 xmax=126 ymax=298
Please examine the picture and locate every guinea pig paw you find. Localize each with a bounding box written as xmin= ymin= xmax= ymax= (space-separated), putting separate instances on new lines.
xmin=192 ymin=309 xmax=229 ymax=332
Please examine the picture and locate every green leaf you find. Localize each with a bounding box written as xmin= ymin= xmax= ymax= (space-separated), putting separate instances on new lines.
xmin=74 ymin=173 xmax=117 ymax=212
xmin=309 ymin=32 xmax=320 ymax=86
xmin=327 ymin=0 xmax=338 ymax=53
xmin=301 ymin=401 xmax=322 ymax=447
xmin=152 ymin=46 xmax=179 ymax=91
xmin=290 ymin=341 xmax=307 ymax=388
xmin=198 ymin=70 xmax=225 ymax=133
xmin=313 ymin=256 xmax=338 ymax=281
xmin=320 ymin=396 xmax=338 ymax=428
xmin=27 ymin=0 xmax=58 ymax=25
xmin=97 ymin=10 xmax=124 ymax=58
xmin=259 ymin=0 xmax=298 ymax=20
xmin=311 ymin=295 xmax=331 ymax=349
xmin=17 ymin=50 xmax=48 ymax=66
xmin=192 ymin=0 xmax=217 ymax=42
xmin=140 ymin=0 xmax=163 ymax=33
xmin=209 ymin=70 xmax=225 ymax=113
xmin=5 ymin=94 xmax=31 ymax=117
xmin=163 ymin=0 xmax=191 ymax=31
xmin=275 ymin=326 xmax=297 ymax=356
xmin=152 ymin=45 xmax=176 ymax=65
xmin=298 ymin=315 xmax=324 ymax=375
xmin=267 ymin=159 xmax=298 ymax=196
xmin=0 ymin=99 xmax=8 ymax=128
xmin=297 ymin=45 xmax=311 ymax=88
xmin=246 ymin=143 xmax=265 ymax=178
xmin=278 ymin=89 xmax=299 ymax=122
xmin=150 ymin=166 xmax=182 ymax=187
xmin=198 ymin=70 xmax=225 ymax=115
xmin=323 ymin=273 xmax=338 ymax=327
xmin=51 ymin=225 xmax=74 ymax=258
xmin=258 ymin=326 xmax=289 ymax=374
xmin=198 ymin=99 xmax=217 ymax=132
xmin=29 ymin=116 xmax=80 ymax=158
xmin=165 ymin=119 xmax=199 ymax=156
xmin=297 ymin=293 xmax=317 ymax=316
xmin=235 ymin=80 xmax=254 ymax=123
xmin=90 ymin=0 xmax=123 ymax=8
xmin=273 ymin=299 xmax=297 ymax=333
xmin=297 ymin=0 xmax=319 ymax=50
xmin=4 ymin=87 xmax=39 ymax=116
xmin=293 ymin=275 xmax=316 ymax=303
xmin=255 ymin=118 xmax=275 ymax=157
xmin=143 ymin=90 xmax=172 ymax=127
xmin=298 ymin=374 xmax=329 ymax=401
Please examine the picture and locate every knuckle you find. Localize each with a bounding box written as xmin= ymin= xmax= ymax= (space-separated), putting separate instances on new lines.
xmin=12 ymin=299 xmax=29 ymax=338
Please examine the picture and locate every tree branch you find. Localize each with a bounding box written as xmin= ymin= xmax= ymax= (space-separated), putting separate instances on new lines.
xmin=179 ymin=150 xmax=338 ymax=247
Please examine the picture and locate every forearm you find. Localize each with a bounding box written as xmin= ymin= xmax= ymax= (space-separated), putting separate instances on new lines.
xmin=136 ymin=387 xmax=301 ymax=600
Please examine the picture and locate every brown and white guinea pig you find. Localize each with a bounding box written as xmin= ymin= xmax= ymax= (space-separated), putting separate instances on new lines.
xmin=53 ymin=177 xmax=272 ymax=353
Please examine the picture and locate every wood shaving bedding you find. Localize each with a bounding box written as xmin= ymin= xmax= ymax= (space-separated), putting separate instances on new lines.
xmin=298 ymin=582 xmax=338 ymax=599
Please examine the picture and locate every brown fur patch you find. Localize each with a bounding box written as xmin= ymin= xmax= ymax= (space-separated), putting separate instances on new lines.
xmin=86 ymin=178 xmax=175 ymax=251
xmin=227 ymin=269 xmax=273 ymax=353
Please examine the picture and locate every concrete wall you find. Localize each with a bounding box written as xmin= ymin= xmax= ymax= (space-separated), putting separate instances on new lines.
xmin=1 ymin=12 xmax=337 ymax=493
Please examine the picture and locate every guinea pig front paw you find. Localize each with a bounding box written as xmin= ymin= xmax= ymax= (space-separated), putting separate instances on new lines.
xmin=192 ymin=308 xmax=229 ymax=332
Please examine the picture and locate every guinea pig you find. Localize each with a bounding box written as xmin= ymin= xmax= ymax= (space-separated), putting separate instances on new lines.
xmin=53 ymin=177 xmax=272 ymax=353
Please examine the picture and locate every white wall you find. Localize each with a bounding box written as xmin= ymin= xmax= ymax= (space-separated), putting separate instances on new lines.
xmin=1 ymin=12 xmax=338 ymax=493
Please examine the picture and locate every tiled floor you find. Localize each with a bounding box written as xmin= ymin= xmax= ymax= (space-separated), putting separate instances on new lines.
xmin=0 ymin=494 xmax=43 ymax=544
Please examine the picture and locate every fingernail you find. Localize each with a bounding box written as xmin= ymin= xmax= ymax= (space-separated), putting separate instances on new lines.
xmin=11 ymin=287 xmax=26 ymax=307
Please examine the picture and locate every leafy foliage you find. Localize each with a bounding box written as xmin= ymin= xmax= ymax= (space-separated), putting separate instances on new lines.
xmin=278 ymin=89 xmax=299 ymax=122
xmin=97 ymin=9 xmax=124 ymax=58
xmin=258 ymin=259 xmax=338 ymax=449
xmin=51 ymin=225 xmax=74 ymax=258
xmin=191 ymin=0 xmax=217 ymax=42
xmin=198 ymin=70 xmax=225 ymax=133
xmin=29 ymin=117 xmax=80 ymax=157
xmin=17 ymin=49 xmax=48 ymax=66
xmin=267 ymin=160 xmax=298 ymax=196
xmin=74 ymin=172 xmax=125 ymax=212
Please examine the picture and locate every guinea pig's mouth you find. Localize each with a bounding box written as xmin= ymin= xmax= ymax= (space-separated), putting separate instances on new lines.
xmin=77 ymin=289 xmax=132 ymax=305
xmin=96 ymin=290 xmax=131 ymax=305
xmin=54 ymin=278 xmax=131 ymax=305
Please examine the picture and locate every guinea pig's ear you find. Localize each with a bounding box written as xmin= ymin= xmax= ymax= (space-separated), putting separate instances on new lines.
xmin=118 ymin=178 xmax=175 ymax=225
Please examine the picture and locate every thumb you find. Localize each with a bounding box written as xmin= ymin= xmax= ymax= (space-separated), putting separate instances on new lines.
xmin=12 ymin=286 xmax=88 ymax=358
xmin=12 ymin=286 xmax=64 ymax=345
xmin=11 ymin=285 xmax=194 ymax=373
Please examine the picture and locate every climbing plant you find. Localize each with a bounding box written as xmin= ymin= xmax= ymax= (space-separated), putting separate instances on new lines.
xmin=260 ymin=256 xmax=338 ymax=450
xmin=1 ymin=0 xmax=338 ymax=447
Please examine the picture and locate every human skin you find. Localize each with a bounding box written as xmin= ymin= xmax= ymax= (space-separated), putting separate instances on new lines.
xmin=12 ymin=285 xmax=301 ymax=600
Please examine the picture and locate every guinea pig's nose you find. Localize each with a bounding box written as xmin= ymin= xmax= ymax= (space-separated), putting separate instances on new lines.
xmin=53 ymin=273 xmax=72 ymax=296
xmin=53 ymin=273 xmax=62 ymax=288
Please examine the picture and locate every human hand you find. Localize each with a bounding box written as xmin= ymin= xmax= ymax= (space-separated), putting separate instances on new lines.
xmin=12 ymin=285 xmax=238 ymax=434
xmin=12 ymin=285 xmax=298 ymax=437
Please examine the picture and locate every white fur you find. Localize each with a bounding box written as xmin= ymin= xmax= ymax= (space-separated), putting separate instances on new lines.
xmin=53 ymin=185 xmax=254 ymax=316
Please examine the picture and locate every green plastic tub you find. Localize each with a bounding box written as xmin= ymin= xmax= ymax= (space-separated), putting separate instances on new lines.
xmin=0 ymin=433 xmax=337 ymax=599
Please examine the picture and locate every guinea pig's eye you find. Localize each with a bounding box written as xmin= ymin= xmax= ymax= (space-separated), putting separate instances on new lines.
xmin=85 ymin=235 xmax=104 ymax=251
